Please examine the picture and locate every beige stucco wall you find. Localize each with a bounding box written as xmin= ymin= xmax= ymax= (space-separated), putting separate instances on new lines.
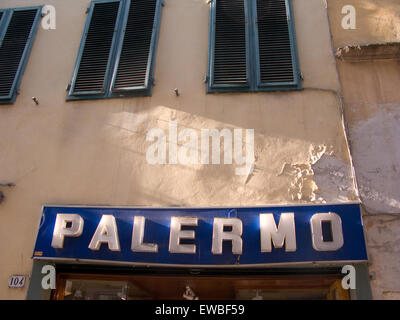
xmin=328 ymin=0 xmax=400 ymax=48
xmin=0 ymin=0 xmax=356 ymax=299
xmin=328 ymin=0 xmax=400 ymax=300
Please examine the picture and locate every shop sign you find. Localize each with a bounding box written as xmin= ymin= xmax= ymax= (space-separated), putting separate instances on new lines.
xmin=32 ymin=204 xmax=367 ymax=266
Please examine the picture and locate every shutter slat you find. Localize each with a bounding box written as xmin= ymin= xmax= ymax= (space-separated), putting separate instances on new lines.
xmin=257 ymin=0 xmax=294 ymax=83
xmin=73 ymin=2 xmax=120 ymax=93
xmin=213 ymin=0 xmax=247 ymax=85
xmin=113 ymin=0 xmax=157 ymax=90
xmin=0 ymin=9 xmax=37 ymax=98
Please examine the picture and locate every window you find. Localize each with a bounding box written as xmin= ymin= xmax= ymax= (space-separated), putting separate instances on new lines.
xmin=207 ymin=0 xmax=301 ymax=93
xmin=67 ymin=0 xmax=162 ymax=101
xmin=0 ymin=6 xmax=42 ymax=104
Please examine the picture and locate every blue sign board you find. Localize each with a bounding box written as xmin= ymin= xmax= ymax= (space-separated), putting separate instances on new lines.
xmin=33 ymin=204 xmax=367 ymax=266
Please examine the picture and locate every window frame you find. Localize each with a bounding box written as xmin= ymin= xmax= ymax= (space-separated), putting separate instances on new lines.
xmin=207 ymin=0 xmax=301 ymax=94
xmin=66 ymin=0 xmax=163 ymax=101
xmin=0 ymin=6 xmax=42 ymax=104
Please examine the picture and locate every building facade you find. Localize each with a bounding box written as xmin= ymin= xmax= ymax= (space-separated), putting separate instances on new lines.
xmin=0 ymin=0 xmax=390 ymax=300
xmin=328 ymin=0 xmax=400 ymax=300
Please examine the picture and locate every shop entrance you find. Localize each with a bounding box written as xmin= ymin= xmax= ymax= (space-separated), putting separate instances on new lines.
xmin=51 ymin=265 xmax=350 ymax=300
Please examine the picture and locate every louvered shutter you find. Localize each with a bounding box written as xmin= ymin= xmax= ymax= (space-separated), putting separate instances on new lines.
xmin=111 ymin=0 xmax=158 ymax=93
xmin=0 ymin=8 xmax=41 ymax=102
xmin=0 ymin=11 xmax=4 ymax=45
xmin=207 ymin=0 xmax=300 ymax=93
xmin=209 ymin=0 xmax=249 ymax=89
xmin=69 ymin=1 xmax=121 ymax=95
xmin=255 ymin=0 xmax=299 ymax=87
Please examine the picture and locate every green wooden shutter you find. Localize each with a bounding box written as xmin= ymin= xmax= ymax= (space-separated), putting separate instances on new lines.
xmin=69 ymin=0 xmax=121 ymax=96
xmin=208 ymin=0 xmax=250 ymax=92
xmin=68 ymin=0 xmax=162 ymax=100
xmin=254 ymin=0 xmax=301 ymax=89
xmin=110 ymin=0 xmax=160 ymax=95
xmin=0 ymin=7 xmax=41 ymax=103
xmin=207 ymin=0 xmax=301 ymax=93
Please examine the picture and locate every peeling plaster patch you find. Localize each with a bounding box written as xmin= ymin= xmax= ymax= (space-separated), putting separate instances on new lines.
xmin=279 ymin=162 xmax=317 ymax=201
xmin=278 ymin=145 xmax=319 ymax=202
xmin=279 ymin=145 xmax=355 ymax=203
xmin=312 ymin=154 xmax=354 ymax=202
xmin=309 ymin=144 xmax=332 ymax=165
xmin=349 ymin=106 xmax=400 ymax=214
xmin=278 ymin=145 xmax=323 ymax=202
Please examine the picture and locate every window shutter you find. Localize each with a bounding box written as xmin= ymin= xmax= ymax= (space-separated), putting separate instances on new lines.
xmin=0 ymin=11 xmax=4 ymax=44
xmin=111 ymin=0 xmax=158 ymax=93
xmin=0 ymin=8 xmax=40 ymax=102
xmin=210 ymin=0 xmax=249 ymax=88
xmin=256 ymin=0 xmax=298 ymax=85
xmin=70 ymin=1 xmax=121 ymax=95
